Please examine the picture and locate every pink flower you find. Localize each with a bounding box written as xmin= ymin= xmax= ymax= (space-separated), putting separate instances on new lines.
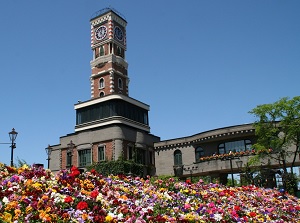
xmin=208 ymin=202 xmax=215 ymax=208
xmin=184 ymin=203 xmax=191 ymax=209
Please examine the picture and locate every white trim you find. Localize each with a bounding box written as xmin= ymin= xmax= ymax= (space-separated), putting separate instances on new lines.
xmin=74 ymin=94 xmax=149 ymax=110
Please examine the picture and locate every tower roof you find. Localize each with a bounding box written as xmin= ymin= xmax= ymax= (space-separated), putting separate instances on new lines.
xmin=91 ymin=7 xmax=127 ymax=22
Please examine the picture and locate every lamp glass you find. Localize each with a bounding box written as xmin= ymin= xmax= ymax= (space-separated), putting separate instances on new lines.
xmin=9 ymin=128 xmax=18 ymax=142
xmin=45 ymin=145 xmax=52 ymax=156
xmin=236 ymin=160 xmax=243 ymax=169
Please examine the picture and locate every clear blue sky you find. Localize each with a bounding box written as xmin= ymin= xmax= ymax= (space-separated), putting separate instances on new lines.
xmin=0 ymin=1 xmax=299 ymax=167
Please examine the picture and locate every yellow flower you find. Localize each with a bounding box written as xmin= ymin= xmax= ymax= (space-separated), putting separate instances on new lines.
xmin=5 ymin=201 xmax=18 ymax=211
xmin=14 ymin=209 xmax=21 ymax=217
xmin=26 ymin=206 xmax=33 ymax=214
xmin=105 ymin=214 xmax=113 ymax=222
xmin=2 ymin=212 xmax=12 ymax=223
xmin=82 ymin=213 xmax=88 ymax=220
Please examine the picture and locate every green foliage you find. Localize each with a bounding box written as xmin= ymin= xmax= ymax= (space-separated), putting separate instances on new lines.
xmin=15 ymin=157 xmax=28 ymax=167
xmin=284 ymin=173 xmax=298 ymax=195
xmin=249 ymin=96 xmax=300 ymax=157
xmin=86 ymin=160 xmax=144 ymax=177
xmin=249 ymin=96 xmax=300 ymax=194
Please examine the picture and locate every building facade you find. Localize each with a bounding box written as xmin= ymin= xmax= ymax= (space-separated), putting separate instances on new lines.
xmin=49 ymin=8 xmax=160 ymax=174
xmin=154 ymin=123 xmax=300 ymax=187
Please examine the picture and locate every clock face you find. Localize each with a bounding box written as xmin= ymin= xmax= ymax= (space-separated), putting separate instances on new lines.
xmin=114 ymin=26 xmax=124 ymax=41
xmin=95 ymin=26 xmax=107 ymax=40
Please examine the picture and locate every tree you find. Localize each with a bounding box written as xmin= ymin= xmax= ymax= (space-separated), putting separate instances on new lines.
xmin=249 ymin=96 xmax=300 ymax=194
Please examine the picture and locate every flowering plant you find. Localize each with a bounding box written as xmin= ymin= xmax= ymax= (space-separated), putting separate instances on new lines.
xmin=199 ymin=150 xmax=256 ymax=162
xmin=0 ymin=163 xmax=299 ymax=222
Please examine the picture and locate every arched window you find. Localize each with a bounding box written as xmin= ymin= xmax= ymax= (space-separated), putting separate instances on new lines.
xmin=218 ymin=139 xmax=252 ymax=154
xmin=174 ymin=150 xmax=182 ymax=166
xmin=99 ymin=91 xmax=104 ymax=97
xmin=195 ymin=147 xmax=204 ymax=162
xmin=100 ymin=46 xmax=105 ymax=56
xmin=99 ymin=78 xmax=104 ymax=89
xmin=118 ymin=78 xmax=123 ymax=89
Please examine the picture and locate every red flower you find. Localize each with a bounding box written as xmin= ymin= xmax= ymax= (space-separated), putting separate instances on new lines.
xmin=90 ymin=190 xmax=99 ymax=199
xmin=64 ymin=196 xmax=73 ymax=203
xmin=234 ymin=205 xmax=241 ymax=211
xmin=77 ymin=201 xmax=88 ymax=210
xmin=90 ymin=169 xmax=97 ymax=174
xmin=249 ymin=212 xmax=256 ymax=217
xmin=69 ymin=166 xmax=80 ymax=177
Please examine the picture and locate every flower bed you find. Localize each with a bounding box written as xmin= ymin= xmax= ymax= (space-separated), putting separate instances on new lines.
xmin=0 ymin=163 xmax=299 ymax=222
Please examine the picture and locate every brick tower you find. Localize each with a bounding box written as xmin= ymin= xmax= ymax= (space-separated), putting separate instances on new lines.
xmin=90 ymin=9 xmax=129 ymax=98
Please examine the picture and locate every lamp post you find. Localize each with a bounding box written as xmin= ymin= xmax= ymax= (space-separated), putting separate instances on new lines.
xmin=9 ymin=128 xmax=18 ymax=167
xmin=67 ymin=140 xmax=75 ymax=168
xmin=0 ymin=128 xmax=18 ymax=167
xmin=236 ymin=160 xmax=243 ymax=186
xmin=183 ymin=166 xmax=198 ymax=183
xmin=229 ymin=158 xmax=235 ymax=186
xmin=221 ymin=151 xmax=241 ymax=187
xmin=45 ymin=145 xmax=52 ymax=169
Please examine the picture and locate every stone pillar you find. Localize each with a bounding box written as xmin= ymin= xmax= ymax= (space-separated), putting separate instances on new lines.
xmin=114 ymin=139 xmax=123 ymax=160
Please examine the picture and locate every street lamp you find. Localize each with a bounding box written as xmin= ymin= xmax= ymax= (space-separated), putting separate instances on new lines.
xmin=45 ymin=145 xmax=52 ymax=169
xmin=67 ymin=140 xmax=75 ymax=168
xmin=236 ymin=160 xmax=243 ymax=185
xmin=183 ymin=166 xmax=198 ymax=183
xmin=9 ymin=128 xmax=18 ymax=167
xmin=236 ymin=160 xmax=243 ymax=169
xmin=221 ymin=151 xmax=241 ymax=187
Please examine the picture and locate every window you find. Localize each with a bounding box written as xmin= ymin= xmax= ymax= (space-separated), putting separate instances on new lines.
xmin=174 ymin=150 xmax=182 ymax=166
xmin=195 ymin=147 xmax=204 ymax=162
xmin=98 ymin=145 xmax=105 ymax=162
xmin=99 ymin=78 xmax=105 ymax=89
xmin=134 ymin=148 xmax=146 ymax=165
xmin=118 ymin=78 xmax=123 ymax=89
xmin=117 ymin=46 xmax=122 ymax=56
xmin=100 ymin=46 xmax=105 ymax=56
xmin=76 ymin=99 xmax=149 ymax=126
xmin=78 ymin=149 xmax=91 ymax=167
xmin=127 ymin=145 xmax=134 ymax=160
xmin=218 ymin=139 xmax=252 ymax=154
xmin=66 ymin=152 xmax=72 ymax=167
xmin=99 ymin=92 xmax=105 ymax=97
xmin=149 ymin=150 xmax=154 ymax=165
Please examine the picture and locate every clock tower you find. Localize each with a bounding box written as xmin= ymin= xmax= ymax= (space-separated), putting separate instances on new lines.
xmin=49 ymin=8 xmax=160 ymax=175
xmin=90 ymin=9 xmax=128 ymax=98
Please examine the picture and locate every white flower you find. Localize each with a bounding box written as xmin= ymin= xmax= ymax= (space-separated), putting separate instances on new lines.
xmin=213 ymin=213 xmax=223 ymax=221
xmin=2 ymin=197 xmax=9 ymax=204
xmin=96 ymin=193 xmax=103 ymax=202
xmin=117 ymin=213 xmax=123 ymax=220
